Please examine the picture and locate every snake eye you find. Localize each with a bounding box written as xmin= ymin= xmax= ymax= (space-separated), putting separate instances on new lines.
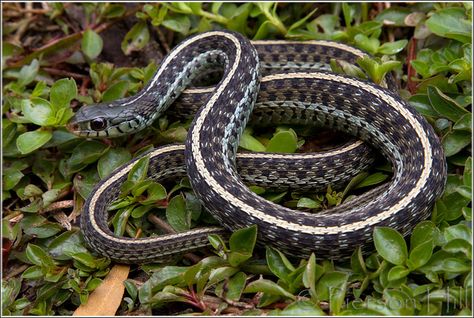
xmin=90 ymin=118 xmax=107 ymax=131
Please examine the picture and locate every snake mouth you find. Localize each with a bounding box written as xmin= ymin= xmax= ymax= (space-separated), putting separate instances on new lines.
xmin=65 ymin=120 xmax=84 ymax=137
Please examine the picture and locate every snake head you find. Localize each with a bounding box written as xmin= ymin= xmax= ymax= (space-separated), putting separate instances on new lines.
xmin=67 ymin=102 xmax=140 ymax=138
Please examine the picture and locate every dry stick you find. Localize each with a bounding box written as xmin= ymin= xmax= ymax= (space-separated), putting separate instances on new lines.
xmin=4 ymin=264 xmax=29 ymax=280
xmin=155 ymin=26 xmax=171 ymax=53
xmin=43 ymin=67 xmax=89 ymax=80
xmin=147 ymin=214 xmax=202 ymax=264
xmin=406 ymin=37 xmax=418 ymax=94
xmin=41 ymin=200 xmax=75 ymax=213
xmin=79 ymin=77 xmax=91 ymax=96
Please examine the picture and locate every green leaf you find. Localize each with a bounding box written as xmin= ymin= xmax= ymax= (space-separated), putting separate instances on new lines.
xmin=208 ymin=234 xmax=228 ymax=257
xmin=18 ymin=59 xmax=39 ymax=87
xmin=16 ymin=129 xmax=53 ymax=154
xmin=425 ymin=7 xmax=471 ymax=43
xmin=243 ymin=278 xmax=296 ymax=300
xmin=409 ymin=94 xmax=438 ymax=117
xmin=140 ymin=182 xmax=167 ymax=204
xmin=166 ymin=194 xmax=190 ymax=232
xmin=373 ymin=227 xmax=408 ymax=265
xmin=138 ymin=266 xmax=188 ymax=304
xmin=463 ymin=157 xmax=472 ymax=187
xmin=121 ymin=21 xmax=150 ymax=55
xmin=266 ymin=246 xmax=295 ymax=282
xmin=229 ymin=225 xmax=257 ymax=258
xmin=296 ymin=197 xmax=321 ymax=209
xmin=277 ymin=300 xmax=325 ymax=316
xmin=97 ymin=148 xmax=131 ymax=179
xmin=353 ymin=172 xmax=389 ymax=189
xmin=1 ymin=277 xmax=22 ymax=311
xmin=437 ymin=191 xmax=470 ymax=221
xmin=82 ymin=29 xmax=103 ymax=60
xmin=354 ymin=33 xmax=380 ymax=55
xmin=124 ymin=280 xmax=138 ymax=302
xmin=453 ymin=113 xmax=472 ymax=132
xmin=443 ymin=239 xmax=472 ymax=259
xmin=383 ymin=289 xmax=415 ymax=315
xmin=71 ymin=252 xmax=99 ymax=269
xmin=50 ymin=78 xmax=77 ymax=111
xmin=3 ymin=168 xmax=24 ymax=190
xmin=25 ymin=222 xmax=62 ymax=239
xmin=408 ymin=239 xmax=433 ymax=269
xmin=357 ymin=57 xmax=401 ymax=84
xmin=239 ymin=130 xmax=266 ymax=152
xmin=103 ymin=4 xmax=125 ymax=18
xmin=427 ymin=86 xmax=469 ymax=122
xmin=68 ymin=140 xmax=109 ymax=166
xmin=410 ymin=220 xmax=438 ymax=249
xmin=287 ymin=8 xmax=318 ymax=34
xmin=21 ymin=98 xmax=56 ymax=126
xmin=253 ymin=20 xmax=277 ymax=40
xmin=225 ymin=3 xmax=251 ymax=34
xmin=182 ymin=263 xmax=202 ymax=288
xmin=127 ymin=156 xmax=149 ymax=183
xmin=444 ymin=223 xmax=471 ymax=242
xmin=86 ymin=278 xmax=102 ymax=291
xmin=315 ymin=271 xmax=348 ymax=315
xmin=302 ymin=253 xmax=317 ymax=301
xmin=342 ymin=3 xmax=355 ymax=27
xmin=350 ymin=246 xmax=367 ymax=274
xmin=102 ymin=81 xmax=129 ymax=102
xmin=48 ymin=230 xmax=88 ymax=260
xmin=22 ymin=265 xmax=44 ymax=279
xmin=162 ymin=15 xmax=191 ymax=35
xmin=3 ymin=42 xmax=23 ymax=68
xmin=184 ymin=192 xmax=201 ymax=221
xmin=208 ymin=267 xmax=239 ymax=286
xmin=442 ymin=258 xmax=471 ymax=273
xmin=226 ymin=271 xmax=247 ymax=301
xmin=375 ymin=7 xmax=411 ymax=26
xmin=111 ymin=205 xmax=132 ymax=237
xmin=377 ymin=40 xmax=408 ymax=55
xmin=73 ymin=168 xmax=100 ymax=200
xmin=266 ymin=129 xmax=298 ymax=153
xmin=26 ymin=244 xmax=55 ymax=269
xmin=41 ymin=188 xmax=62 ymax=207
xmin=168 ymin=2 xmax=193 ymax=14
xmin=442 ymin=131 xmax=471 ymax=157
xmin=456 ymin=185 xmax=471 ymax=199
xmin=387 ymin=265 xmax=410 ymax=281
xmin=130 ymin=205 xmax=153 ymax=218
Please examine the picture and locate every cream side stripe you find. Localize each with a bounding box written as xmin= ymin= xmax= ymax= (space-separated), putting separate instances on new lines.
xmin=251 ymin=40 xmax=367 ymax=58
xmin=192 ymin=72 xmax=433 ymax=235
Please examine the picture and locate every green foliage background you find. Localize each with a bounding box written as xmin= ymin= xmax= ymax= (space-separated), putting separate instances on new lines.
xmin=2 ymin=2 xmax=472 ymax=316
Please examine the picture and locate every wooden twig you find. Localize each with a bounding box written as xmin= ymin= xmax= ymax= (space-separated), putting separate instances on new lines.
xmin=406 ymin=37 xmax=418 ymax=94
xmin=147 ymin=214 xmax=202 ymax=263
xmin=43 ymin=67 xmax=88 ymax=80
xmin=4 ymin=264 xmax=29 ymax=279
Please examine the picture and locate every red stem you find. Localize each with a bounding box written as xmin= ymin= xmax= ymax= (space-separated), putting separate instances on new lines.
xmin=406 ymin=37 xmax=418 ymax=94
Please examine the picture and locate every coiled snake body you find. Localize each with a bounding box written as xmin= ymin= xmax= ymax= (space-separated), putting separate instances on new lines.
xmin=68 ymin=31 xmax=447 ymax=263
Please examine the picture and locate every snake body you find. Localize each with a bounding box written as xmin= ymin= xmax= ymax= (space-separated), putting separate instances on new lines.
xmin=68 ymin=31 xmax=447 ymax=263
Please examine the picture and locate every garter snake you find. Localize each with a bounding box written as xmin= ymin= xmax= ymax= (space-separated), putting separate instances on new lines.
xmin=68 ymin=31 xmax=447 ymax=263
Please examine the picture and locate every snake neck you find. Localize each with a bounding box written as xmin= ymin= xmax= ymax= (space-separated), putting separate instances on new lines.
xmin=184 ymin=32 xmax=260 ymax=181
